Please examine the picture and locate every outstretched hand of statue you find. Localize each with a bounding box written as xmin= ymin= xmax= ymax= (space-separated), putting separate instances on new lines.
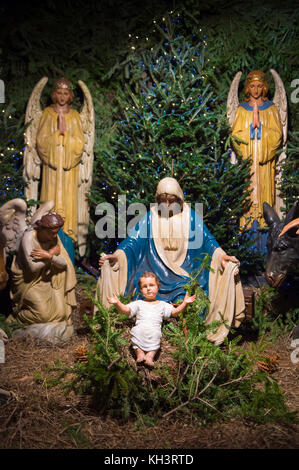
xmin=183 ymin=292 xmax=197 ymax=304
xmin=220 ymin=254 xmax=239 ymax=275
xmin=99 ymin=253 xmax=118 ymax=267
xmin=107 ymin=293 xmax=119 ymax=304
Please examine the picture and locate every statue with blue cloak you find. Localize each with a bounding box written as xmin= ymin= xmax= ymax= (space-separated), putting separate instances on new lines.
xmin=97 ymin=178 xmax=245 ymax=345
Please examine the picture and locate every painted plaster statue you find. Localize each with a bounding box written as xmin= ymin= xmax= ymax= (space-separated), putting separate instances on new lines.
xmin=23 ymin=77 xmax=95 ymax=257
xmin=108 ymin=271 xmax=196 ymax=367
xmin=0 ymin=199 xmax=77 ymax=343
xmin=227 ymin=69 xmax=287 ymax=226
xmin=97 ymin=177 xmax=245 ymax=346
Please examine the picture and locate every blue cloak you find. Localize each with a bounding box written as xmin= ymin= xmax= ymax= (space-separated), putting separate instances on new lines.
xmin=118 ymin=208 xmax=219 ymax=302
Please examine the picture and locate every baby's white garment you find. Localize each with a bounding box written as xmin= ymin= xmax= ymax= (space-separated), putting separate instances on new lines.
xmin=128 ymin=300 xmax=173 ymax=351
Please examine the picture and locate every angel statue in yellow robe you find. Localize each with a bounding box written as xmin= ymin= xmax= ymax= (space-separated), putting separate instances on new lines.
xmin=227 ymin=70 xmax=287 ymax=227
xmin=23 ymin=77 xmax=95 ymax=259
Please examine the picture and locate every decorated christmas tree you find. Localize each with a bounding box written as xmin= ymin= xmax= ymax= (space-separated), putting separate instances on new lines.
xmin=278 ymin=131 xmax=299 ymax=214
xmin=0 ymin=105 xmax=26 ymax=204
xmin=90 ymin=14 xmax=261 ymax=274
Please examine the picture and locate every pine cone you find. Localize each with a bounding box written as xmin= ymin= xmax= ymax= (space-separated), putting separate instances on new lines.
xmin=257 ymin=353 xmax=279 ymax=373
xmin=74 ymin=345 xmax=88 ymax=363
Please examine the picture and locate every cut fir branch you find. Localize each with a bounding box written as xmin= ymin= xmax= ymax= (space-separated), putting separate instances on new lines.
xmin=278 ymin=131 xmax=299 ymax=213
xmin=44 ymin=287 xmax=296 ymax=424
xmin=85 ymin=296 xmax=129 ymax=366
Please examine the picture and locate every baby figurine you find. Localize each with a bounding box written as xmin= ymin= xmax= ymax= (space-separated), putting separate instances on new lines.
xmin=107 ymin=271 xmax=196 ymax=366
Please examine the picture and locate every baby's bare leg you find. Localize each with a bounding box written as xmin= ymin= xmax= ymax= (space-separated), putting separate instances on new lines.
xmin=144 ymin=350 xmax=158 ymax=366
xmin=135 ymin=348 xmax=146 ymax=363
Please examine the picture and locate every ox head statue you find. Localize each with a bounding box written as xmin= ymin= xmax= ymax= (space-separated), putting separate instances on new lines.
xmin=263 ymin=201 xmax=299 ymax=288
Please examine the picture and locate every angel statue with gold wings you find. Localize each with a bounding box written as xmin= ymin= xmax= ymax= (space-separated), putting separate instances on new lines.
xmin=23 ymin=77 xmax=95 ymax=259
xmin=227 ymin=69 xmax=287 ymax=227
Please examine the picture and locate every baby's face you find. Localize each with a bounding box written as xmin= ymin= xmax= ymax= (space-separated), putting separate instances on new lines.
xmin=139 ymin=276 xmax=159 ymax=301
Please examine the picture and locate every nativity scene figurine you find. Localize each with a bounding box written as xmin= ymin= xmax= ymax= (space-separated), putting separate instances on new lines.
xmin=227 ymin=69 xmax=287 ymax=227
xmin=97 ymin=177 xmax=245 ymax=346
xmin=0 ymin=199 xmax=77 ymax=343
xmin=23 ymin=77 xmax=95 ymax=259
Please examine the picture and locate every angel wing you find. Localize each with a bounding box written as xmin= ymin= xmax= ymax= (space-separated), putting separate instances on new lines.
xmin=0 ymin=198 xmax=55 ymax=290
xmin=270 ymin=69 xmax=288 ymax=146
xmin=227 ymin=71 xmax=242 ymax=128
xmin=23 ymin=77 xmax=48 ymax=204
xmin=29 ymin=200 xmax=55 ymax=226
xmin=0 ymin=199 xmax=55 ymax=256
xmin=0 ymin=199 xmax=27 ymax=259
xmin=77 ymin=80 xmax=95 ymax=257
xmin=227 ymin=71 xmax=242 ymax=164
xmin=270 ymin=69 xmax=288 ymax=217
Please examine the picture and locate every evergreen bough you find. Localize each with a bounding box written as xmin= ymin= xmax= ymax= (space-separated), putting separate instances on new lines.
xmin=48 ymin=283 xmax=296 ymax=425
xmin=0 ymin=105 xmax=26 ymax=204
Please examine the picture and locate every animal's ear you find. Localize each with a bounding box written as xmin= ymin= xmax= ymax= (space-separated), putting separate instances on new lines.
xmin=263 ymin=202 xmax=280 ymax=227
xmin=285 ymin=200 xmax=299 ymax=225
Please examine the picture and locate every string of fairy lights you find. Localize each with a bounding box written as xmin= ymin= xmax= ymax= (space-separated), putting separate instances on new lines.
xmin=0 ymin=108 xmax=25 ymax=197
xmin=0 ymin=10 xmax=296 ymax=214
xmin=96 ymin=10 xmax=297 ymax=256
xmin=99 ymin=10 xmax=221 ymax=205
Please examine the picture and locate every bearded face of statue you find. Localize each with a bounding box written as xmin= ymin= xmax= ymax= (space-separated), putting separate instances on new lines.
xmin=156 ymin=193 xmax=182 ymax=218
xmin=157 ymin=194 xmax=180 ymax=206
xmin=155 ymin=178 xmax=184 ymax=217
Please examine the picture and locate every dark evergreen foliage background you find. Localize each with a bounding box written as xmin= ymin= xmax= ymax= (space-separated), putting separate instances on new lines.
xmin=0 ymin=0 xmax=298 ymax=272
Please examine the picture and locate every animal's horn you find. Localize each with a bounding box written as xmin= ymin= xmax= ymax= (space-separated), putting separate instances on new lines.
xmin=279 ymin=218 xmax=299 ymax=237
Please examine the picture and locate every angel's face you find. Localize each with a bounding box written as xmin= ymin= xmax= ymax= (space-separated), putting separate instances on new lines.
xmin=37 ymin=226 xmax=60 ymax=242
xmin=248 ymin=80 xmax=264 ymax=100
xmin=55 ymin=88 xmax=71 ymax=106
